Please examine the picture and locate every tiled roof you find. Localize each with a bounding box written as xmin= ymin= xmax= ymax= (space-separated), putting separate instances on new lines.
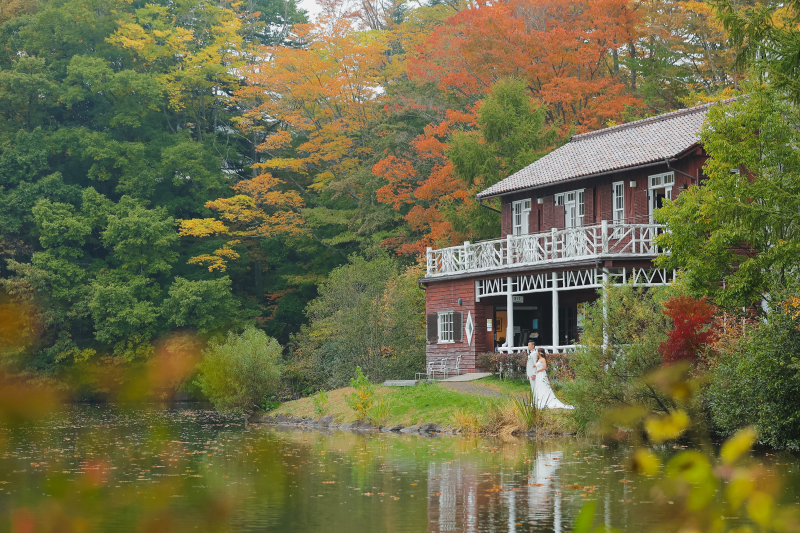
xmin=477 ymin=100 xmax=727 ymax=199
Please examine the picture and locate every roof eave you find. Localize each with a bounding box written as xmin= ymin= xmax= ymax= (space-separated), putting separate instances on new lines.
xmin=477 ymin=145 xmax=702 ymax=200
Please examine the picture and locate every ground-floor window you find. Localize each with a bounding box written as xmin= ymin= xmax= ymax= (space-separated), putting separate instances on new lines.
xmin=438 ymin=311 xmax=454 ymax=343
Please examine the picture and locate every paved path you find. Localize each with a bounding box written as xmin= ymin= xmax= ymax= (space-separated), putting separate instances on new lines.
xmin=439 ymin=381 xmax=502 ymax=398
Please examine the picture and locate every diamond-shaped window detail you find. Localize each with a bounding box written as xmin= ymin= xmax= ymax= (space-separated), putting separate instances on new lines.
xmin=465 ymin=311 xmax=474 ymax=346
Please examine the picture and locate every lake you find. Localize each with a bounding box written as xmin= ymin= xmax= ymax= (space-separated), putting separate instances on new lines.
xmin=0 ymin=405 xmax=797 ymax=532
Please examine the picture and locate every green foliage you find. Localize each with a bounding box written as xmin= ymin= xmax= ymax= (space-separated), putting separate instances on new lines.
xmin=345 ymin=366 xmax=375 ymax=421
xmin=290 ymin=253 xmax=425 ymax=389
xmin=714 ymin=0 xmax=800 ymax=102
xmin=706 ymin=309 xmax=800 ymax=450
xmin=196 ymin=327 xmax=284 ymax=415
xmin=446 ymin=78 xmax=564 ymax=239
xmin=312 ymin=389 xmax=329 ymax=417
xmin=562 ymin=283 xmax=673 ymax=433
xmin=656 ymin=82 xmax=800 ymax=308
xmin=161 ymin=277 xmax=244 ymax=334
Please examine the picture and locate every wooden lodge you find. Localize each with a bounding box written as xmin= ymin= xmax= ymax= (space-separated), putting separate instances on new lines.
xmin=422 ymin=101 xmax=723 ymax=373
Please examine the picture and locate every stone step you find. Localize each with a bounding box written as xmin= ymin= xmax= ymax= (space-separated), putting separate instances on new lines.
xmin=382 ymin=380 xmax=418 ymax=387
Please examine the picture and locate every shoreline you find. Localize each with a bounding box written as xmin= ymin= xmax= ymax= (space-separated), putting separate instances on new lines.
xmin=249 ymin=412 xmax=577 ymax=439
xmin=252 ymin=379 xmax=578 ymax=438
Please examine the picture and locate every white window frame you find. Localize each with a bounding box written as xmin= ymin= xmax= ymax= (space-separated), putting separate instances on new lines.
xmin=612 ymin=181 xmax=624 ymax=224
xmin=648 ymin=172 xmax=674 ymax=224
xmin=649 ymin=171 xmax=675 ymax=189
xmin=556 ymin=189 xmax=585 ymax=228
xmin=512 ymin=199 xmax=532 ymax=235
xmin=437 ymin=311 xmax=454 ymax=344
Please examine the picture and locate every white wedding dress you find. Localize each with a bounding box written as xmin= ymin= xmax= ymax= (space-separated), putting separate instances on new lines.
xmin=527 ymin=354 xmax=574 ymax=409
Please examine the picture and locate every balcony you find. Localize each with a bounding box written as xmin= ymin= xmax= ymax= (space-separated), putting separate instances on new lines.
xmin=425 ymin=222 xmax=663 ymax=278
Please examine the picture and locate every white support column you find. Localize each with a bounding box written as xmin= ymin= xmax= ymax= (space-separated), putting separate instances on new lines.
xmin=505 ymin=276 xmax=515 ymax=348
xmin=426 ymin=247 xmax=433 ymax=275
xmin=551 ymin=271 xmax=559 ymax=347
xmin=602 ymin=267 xmax=609 ymax=352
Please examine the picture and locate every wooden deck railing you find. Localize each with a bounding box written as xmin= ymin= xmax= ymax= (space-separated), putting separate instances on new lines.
xmin=425 ymin=222 xmax=662 ymax=277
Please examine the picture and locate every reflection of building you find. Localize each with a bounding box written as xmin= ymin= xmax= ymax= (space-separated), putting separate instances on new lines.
xmin=527 ymin=451 xmax=563 ymax=532
xmin=427 ymin=461 xmax=479 ymax=532
xmin=423 ymin=102 xmax=722 ymax=371
xmin=426 ymin=450 xmax=566 ymax=532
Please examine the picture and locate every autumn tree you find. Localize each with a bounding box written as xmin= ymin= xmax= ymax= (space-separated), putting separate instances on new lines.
xmin=375 ymin=78 xmax=562 ymax=252
xmin=408 ymin=0 xmax=643 ymax=132
xmin=108 ymin=0 xmax=247 ymax=143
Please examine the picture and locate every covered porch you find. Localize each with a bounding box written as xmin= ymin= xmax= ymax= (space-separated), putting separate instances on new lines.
xmin=481 ymin=266 xmax=674 ymax=354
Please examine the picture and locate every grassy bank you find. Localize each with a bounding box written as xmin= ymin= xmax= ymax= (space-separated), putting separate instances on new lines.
xmin=268 ymin=381 xmax=575 ymax=436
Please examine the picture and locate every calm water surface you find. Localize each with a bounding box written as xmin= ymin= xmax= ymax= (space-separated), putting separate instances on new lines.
xmin=0 ymin=405 xmax=797 ymax=532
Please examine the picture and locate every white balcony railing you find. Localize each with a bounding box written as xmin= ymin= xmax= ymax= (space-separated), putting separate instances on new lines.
xmin=425 ymin=222 xmax=662 ymax=277
xmin=497 ymin=345 xmax=578 ymax=355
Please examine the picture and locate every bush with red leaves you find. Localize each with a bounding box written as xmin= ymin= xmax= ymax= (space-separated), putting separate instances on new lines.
xmin=659 ymin=296 xmax=718 ymax=365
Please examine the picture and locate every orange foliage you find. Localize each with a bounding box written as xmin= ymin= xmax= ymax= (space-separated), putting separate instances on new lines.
xmin=236 ymin=18 xmax=390 ymax=193
xmin=375 ymin=110 xmax=476 ymax=254
xmin=408 ymin=0 xmax=643 ymax=132
xmin=375 ymin=0 xmax=644 ymax=253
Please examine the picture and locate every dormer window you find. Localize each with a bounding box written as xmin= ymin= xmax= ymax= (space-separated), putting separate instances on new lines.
xmin=512 ymin=199 xmax=531 ymax=235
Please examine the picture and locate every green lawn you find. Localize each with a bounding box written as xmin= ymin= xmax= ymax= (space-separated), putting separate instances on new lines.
xmin=269 ymin=380 xmax=576 ymax=434
xmin=271 ymin=382 xmax=500 ymax=428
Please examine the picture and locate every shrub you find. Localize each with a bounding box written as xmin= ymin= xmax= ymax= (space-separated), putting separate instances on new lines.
xmin=658 ymin=295 xmax=717 ymax=365
xmin=476 ymin=352 xmax=497 ymax=372
xmin=345 ymin=366 xmax=375 ymax=420
xmin=196 ymin=327 xmax=284 ymax=415
xmin=546 ymin=351 xmax=575 ymax=386
xmin=706 ymin=309 xmax=800 ymax=450
xmin=312 ymin=389 xmax=329 ymax=417
xmin=290 ymin=254 xmax=425 ymax=389
xmin=476 ymin=351 xmax=527 ymax=378
xmin=561 ymin=283 xmax=673 ymax=433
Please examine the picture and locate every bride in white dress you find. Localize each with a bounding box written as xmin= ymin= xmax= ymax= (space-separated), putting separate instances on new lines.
xmin=526 ymin=344 xmax=574 ymax=410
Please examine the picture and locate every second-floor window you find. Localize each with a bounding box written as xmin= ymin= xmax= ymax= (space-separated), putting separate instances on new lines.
xmin=612 ymin=181 xmax=624 ymax=224
xmin=555 ymin=190 xmax=584 ymax=228
xmin=512 ymin=199 xmax=531 ymax=235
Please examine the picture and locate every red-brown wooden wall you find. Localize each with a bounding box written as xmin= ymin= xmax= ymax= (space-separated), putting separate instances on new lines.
xmin=498 ymin=151 xmax=707 ymax=237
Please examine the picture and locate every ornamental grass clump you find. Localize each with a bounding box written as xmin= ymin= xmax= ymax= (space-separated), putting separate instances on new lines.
xmin=451 ymin=408 xmax=481 ymax=434
xmin=196 ymin=327 xmax=283 ymax=415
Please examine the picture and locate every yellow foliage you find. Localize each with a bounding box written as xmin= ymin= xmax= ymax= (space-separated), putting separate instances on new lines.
xmin=644 ymin=409 xmax=690 ymax=443
xmin=720 ymin=427 xmax=757 ymax=465
xmin=747 ymin=491 xmax=775 ymax=528
xmin=631 ymin=448 xmax=661 ymax=476
xmin=178 ymin=218 xmax=229 ymax=237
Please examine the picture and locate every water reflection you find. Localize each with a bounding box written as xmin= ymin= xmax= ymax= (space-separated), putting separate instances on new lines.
xmin=0 ymin=405 xmax=797 ymax=533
